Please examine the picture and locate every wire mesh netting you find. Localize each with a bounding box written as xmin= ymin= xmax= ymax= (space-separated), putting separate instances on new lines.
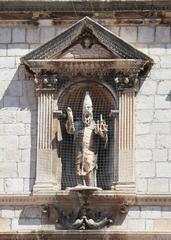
xmin=58 ymin=81 xmax=115 ymax=190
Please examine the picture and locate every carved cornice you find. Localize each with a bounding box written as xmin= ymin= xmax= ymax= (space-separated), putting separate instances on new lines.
xmin=27 ymin=59 xmax=148 ymax=80
xmin=1 ymin=193 xmax=171 ymax=206
xmin=0 ymin=1 xmax=171 ymax=13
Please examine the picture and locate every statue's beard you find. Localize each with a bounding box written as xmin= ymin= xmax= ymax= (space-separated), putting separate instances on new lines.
xmin=83 ymin=114 xmax=93 ymax=126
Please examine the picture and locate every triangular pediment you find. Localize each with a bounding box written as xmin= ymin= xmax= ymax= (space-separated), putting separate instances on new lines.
xmin=22 ymin=17 xmax=152 ymax=63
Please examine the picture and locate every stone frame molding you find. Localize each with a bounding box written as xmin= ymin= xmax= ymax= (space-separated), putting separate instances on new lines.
xmin=21 ymin=16 xmax=153 ymax=195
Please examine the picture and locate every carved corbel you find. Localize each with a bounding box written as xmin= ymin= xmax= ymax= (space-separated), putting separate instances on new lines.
xmin=43 ymin=206 xmax=113 ymax=230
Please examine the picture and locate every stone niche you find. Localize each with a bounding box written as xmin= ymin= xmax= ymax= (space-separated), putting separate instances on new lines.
xmin=21 ymin=17 xmax=153 ymax=196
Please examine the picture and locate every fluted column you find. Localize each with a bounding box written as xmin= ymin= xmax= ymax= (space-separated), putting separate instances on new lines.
xmin=115 ymin=89 xmax=136 ymax=193
xmin=33 ymin=75 xmax=59 ymax=194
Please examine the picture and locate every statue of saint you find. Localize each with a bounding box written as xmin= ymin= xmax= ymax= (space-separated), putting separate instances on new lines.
xmin=65 ymin=91 xmax=108 ymax=187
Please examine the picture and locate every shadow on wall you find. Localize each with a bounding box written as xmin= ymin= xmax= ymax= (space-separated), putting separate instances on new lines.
xmin=0 ymin=64 xmax=37 ymax=193
xmin=166 ymin=91 xmax=171 ymax=102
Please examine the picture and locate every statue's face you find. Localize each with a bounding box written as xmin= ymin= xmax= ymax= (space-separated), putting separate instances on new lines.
xmin=83 ymin=104 xmax=93 ymax=118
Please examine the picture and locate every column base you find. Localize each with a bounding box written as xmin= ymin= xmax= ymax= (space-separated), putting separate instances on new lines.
xmin=112 ymin=182 xmax=136 ymax=194
xmin=33 ymin=183 xmax=60 ymax=195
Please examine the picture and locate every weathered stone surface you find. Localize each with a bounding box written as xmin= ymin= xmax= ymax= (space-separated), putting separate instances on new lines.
xmin=5 ymin=149 xmax=21 ymax=162
xmin=154 ymin=110 xmax=171 ymax=122
xmin=156 ymin=162 xmax=171 ymax=177
xmin=162 ymin=207 xmax=171 ymax=218
xmin=128 ymin=206 xmax=140 ymax=218
xmin=1 ymin=207 xmax=15 ymax=218
xmin=26 ymin=28 xmax=40 ymax=43
xmin=0 ymin=57 xmax=15 ymax=68
xmin=4 ymin=178 xmax=23 ymax=192
xmin=139 ymin=80 xmax=157 ymax=95
xmin=141 ymin=206 xmax=161 ymax=219
xmin=153 ymin=149 xmax=168 ymax=162
xmin=138 ymin=26 xmax=155 ymax=43
xmin=0 ymin=136 xmax=18 ymax=149
xmin=0 ymin=111 xmax=16 ymax=124
xmin=120 ymin=26 xmax=137 ymax=43
xmin=0 ymin=179 xmax=4 ymax=192
xmin=133 ymin=43 xmax=149 ymax=55
xmin=136 ymin=123 xmax=150 ymax=135
xmin=160 ymin=55 xmax=171 ymax=68
xmin=12 ymin=218 xmax=41 ymax=231
xmin=17 ymin=110 xmax=31 ymax=124
xmin=136 ymin=162 xmax=155 ymax=177
xmin=7 ymin=44 xmax=29 ymax=56
xmin=0 ymin=218 xmax=11 ymax=231
xmin=150 ymin=68 xmax=171 ymax=80
xmin=0 ymin=162 xmax=17 ymax=177
xmin=18 ymin=136 xmax=31 ymax=149
xmin=156 ymin=135 xmax=171 ymax=148
xmin=12 ymin=28 xmax=25 ymax=43
xmin=4 ymin=123 xmax=25 ymax=135
xmin=136 ymin=178 xmax=148 ymax=193
xmin=155 ymin=26 xmax=170 ymax=43
xmin=148 ymin=44 xmax=166 ymax=56
xmin=128 ymin=219 xmax=145 ymax=230
xmin=136 ymin=110 xmax=154 ymax=123
xmin=157 ymin=81 xmax=171 ymax=94
xmin=148 ymin=179 xmax=169 ymax=193
xmin=40 ymin=27 xmax=55 ymax=43
xmin=18 ymin=162 xmax=31 ymax=178
xmin=145 ymin=219 xmax=154 ymax=231
xmin=135 ymin=149 xmax=152 ymax=162
xmin=136 ymin=95 xmax=154 ymax=109
xmin=151 ymin=123 xmax=170 ymax=134
xmin=0 ymin=44 xmax=7 ymax=56
xmin=3 ymin=96 xmax=19 ymax=108
xmin=154 ymin=219 xmax=171 ymax=231
xmin=0 ymin=28 xmax=11 ymax=43
xmin=136 ymin=135 xmax=155 ymax=149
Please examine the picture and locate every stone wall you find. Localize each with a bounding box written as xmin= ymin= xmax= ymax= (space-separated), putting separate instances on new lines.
xmin=0 ymin=20 xmax=171 ymax=232
xmin=0 ymin=205 xmax=171 ymax=232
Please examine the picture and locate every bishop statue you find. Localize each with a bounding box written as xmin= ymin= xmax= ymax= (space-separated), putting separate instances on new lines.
xmin=65 ymin=91 xmax=108 ymax=187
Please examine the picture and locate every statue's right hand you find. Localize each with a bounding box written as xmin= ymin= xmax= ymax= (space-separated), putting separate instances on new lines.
xmin=66 ymin=107 xmax=73 ymax=121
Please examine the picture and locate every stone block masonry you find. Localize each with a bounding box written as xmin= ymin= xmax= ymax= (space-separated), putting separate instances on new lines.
xmin=0 ymin=23 xmax=170 ymax=195
xmin=0 ymin=20 xmax=171 ymax=234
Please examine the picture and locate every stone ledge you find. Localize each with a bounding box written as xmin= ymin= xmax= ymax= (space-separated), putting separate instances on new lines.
xmin=0 ymin=231 xmax=171 ymax=240
xmin=0 ymin=193 xmax=171 ymax=206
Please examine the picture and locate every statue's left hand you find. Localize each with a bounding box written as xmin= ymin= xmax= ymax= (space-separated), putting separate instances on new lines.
xmin=99 ymin=121 xmax=108 ymax=136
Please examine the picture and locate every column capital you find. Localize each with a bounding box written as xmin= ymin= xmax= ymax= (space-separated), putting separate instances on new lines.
xmin=34 ymin=74 xmax=58 ymax=93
